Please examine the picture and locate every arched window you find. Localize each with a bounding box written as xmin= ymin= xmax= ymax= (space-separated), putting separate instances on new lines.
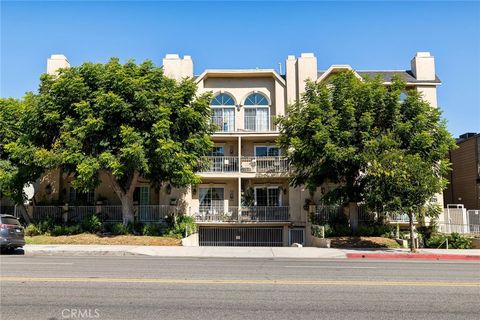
xmin=211 ymin=93 xmax=235 ymax=106
xmin=210 ymin=93 xmax=235 ymax=132
xmin=243 ymin=93 xmax=270 ymax=132
xmin=244 ymin=93 xmax=269 ymax=106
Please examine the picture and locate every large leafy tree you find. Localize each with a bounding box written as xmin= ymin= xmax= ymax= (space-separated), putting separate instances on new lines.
xmin=0 ymin=97 xmax=43 ymax=206
xmin=363 ymin=91 xmax=455 ymax=250
xmin=277 ymin=71 xmax=455 ymax=232
xmin=7 ymin=58 xmax=213 ymax=224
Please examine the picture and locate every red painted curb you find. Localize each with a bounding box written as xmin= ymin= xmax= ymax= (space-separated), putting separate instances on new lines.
xmin=346 ymin=253 xmax=480 ymax=261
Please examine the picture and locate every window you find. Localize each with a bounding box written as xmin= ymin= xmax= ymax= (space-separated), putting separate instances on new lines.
xmin=255 ymin=187 xmax=280 ymax=206
xmin=210 ymin=146 xmax=225 ymax=172
xmin=211 ymin=93 xmax=235 ymax=132
xmin=244 ymin=93 xmax=269 ymax=131
xmin=255 ymin=146 xmax=280 ymax=157
xmin=199 ymin=187 xmax=224 ymax=212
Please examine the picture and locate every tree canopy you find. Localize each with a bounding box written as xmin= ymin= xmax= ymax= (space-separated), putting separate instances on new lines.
xmin=4 ymin=58 xmax=214 ymax=223
xmin=277 ymin=71 xmax=456 ymax=235
xmin=0 ymin=97 xmax=44 ymax=204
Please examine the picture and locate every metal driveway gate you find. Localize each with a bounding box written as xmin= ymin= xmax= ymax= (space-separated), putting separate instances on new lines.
xmin=289 ymin=228 xmax=305 ymax=246
xmin=199 ymin=227 xmax=283 ymax=246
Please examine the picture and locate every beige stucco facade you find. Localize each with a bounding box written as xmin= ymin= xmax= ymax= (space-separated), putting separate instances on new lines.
xmin=9 ymin=52 xmax=443 ymax=245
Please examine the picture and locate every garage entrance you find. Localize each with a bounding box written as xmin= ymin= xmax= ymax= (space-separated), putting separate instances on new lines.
xmin=199 ymin=226 xmax=284 ymax=246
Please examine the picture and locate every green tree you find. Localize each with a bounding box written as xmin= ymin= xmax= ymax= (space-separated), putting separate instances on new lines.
xmin=0 ymin=97 xmax=43 ymax=205
xmin=277 ymin=71 xmax=455 ymax=235
xmin=363 ymin=91 xmax=455 ymax=250
xmin=7 ymin=58 xmax=213 ymax=224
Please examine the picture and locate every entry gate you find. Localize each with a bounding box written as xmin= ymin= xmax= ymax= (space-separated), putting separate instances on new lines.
xmin=199 ymin=227 xmax=283 ymax=246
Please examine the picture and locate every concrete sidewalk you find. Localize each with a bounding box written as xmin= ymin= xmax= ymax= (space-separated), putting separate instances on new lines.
xmin=18 ymin=245 xmax=480 ymax=260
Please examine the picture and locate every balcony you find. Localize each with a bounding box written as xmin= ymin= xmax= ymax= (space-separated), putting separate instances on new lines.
xmin=199 ymin=156 xmax=239 ymax=173
xmin=241 ymin=156 xmax=289 ymax=173
xmin=210 ymin=115 xmax=278 ymax=133
xmin=194 ymin=206 xmax=289 ymax=222
xmin=198 ymin=156 xmax=289 ymax=174
xmin=243 ymin=115 xmax=278 ymax=132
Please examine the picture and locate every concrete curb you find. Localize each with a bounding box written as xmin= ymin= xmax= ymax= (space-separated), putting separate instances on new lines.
xmin=347 ymin=253 xmax=480 ymax=261
xmin=16 ymin=245 xmax=480 ymax=260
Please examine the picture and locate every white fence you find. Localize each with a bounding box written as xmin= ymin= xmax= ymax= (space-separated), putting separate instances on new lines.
xmin=241 ymin=157 xmax=289 ymax=173
xmin=439 ymin=205 xmax=480 ymax=235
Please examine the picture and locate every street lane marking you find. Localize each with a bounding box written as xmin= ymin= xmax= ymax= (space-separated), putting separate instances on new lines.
xmin=1 ymin=277 xmax=478 ymax=287
xmin=1 ymin=262 xmax=73 ymax=265
xmin=283 ymin=266 xmax=377 ymax=269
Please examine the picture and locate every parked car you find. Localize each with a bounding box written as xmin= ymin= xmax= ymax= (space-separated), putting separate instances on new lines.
xmin=0 ymin=214 xmax=25 ymax=252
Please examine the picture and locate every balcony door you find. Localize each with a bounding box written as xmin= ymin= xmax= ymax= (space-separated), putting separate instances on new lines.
xmin=211 ymin=146 xmax=225 ymax=172
xmin=244 ymin=107 xmax=269 ymax=132
xmin=244 ymin=93 xmax=270 ymax=132
xmin=254 ymin=187 xmax=281 ymax=207
xmin=199 ymin=187 xmax=224 ymax=213
xmin=255 ymin=146 xmax=280 ymax=173
xmin=212 ymin=108 xmax=235 ymax=132
xmin=211 ymin=93 xmax=236 ymax=132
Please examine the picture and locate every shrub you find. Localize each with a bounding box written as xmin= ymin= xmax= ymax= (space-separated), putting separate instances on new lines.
xmin=25 ymin=224 xmax=40 ymax=236
xmin=36 ymin=217 xmax=56 ymax=234
xmin=111 ymin=223 xmax=128 ymax=235
xmin=427 ymin=233 xmax=473 ymax=249
xmin=110 ymin=223 xmax=135 ymax=235
xmin=142 ymin=224 xmax=160 ymax=236
xmin=50 ymin=224 xmax=82 ymax=236
xmin=357 ymin=225 xmax=375 ymax=236
xmin=81 ymin=214 xmax=102 ymax=233
xmin=166 ymin=215 xmax=197 ymax=238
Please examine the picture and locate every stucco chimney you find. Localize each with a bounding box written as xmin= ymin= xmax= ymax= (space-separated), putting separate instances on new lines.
xmin=296 ymin=53 xmax=317 ymax=98
xmin=47 ymin=54 xmax=70 ymax=75
xmin=285 ymin=55 xmax=298 ymax=104
xmin=410 ymin=52 xmax=436 ymax=81
xmin=162 ymin=54 xmax=194 ymax=80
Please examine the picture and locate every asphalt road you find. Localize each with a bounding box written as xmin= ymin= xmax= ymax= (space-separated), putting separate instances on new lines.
xmin=1 ymin=255 xmax=479 ymax=320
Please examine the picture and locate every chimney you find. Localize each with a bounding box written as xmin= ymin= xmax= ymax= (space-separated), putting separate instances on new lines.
xmin=285 ymin=55 xmax=297 ymax=104
xmin=162 ymin=54 xmax=194 ymax=81
xmin=410 ymin=52 xmax=436 ymax=81
xmin=296 ymin=53 xmax=317 ymax=98
xmin=47 ymin=54 xmax=70 ymax=75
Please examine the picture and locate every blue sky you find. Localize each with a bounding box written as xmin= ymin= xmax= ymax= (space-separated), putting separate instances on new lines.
xmin=1 ymin=1 xmax=479 ymax=137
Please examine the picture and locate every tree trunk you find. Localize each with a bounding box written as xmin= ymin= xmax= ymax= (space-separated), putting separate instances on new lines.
xmin=348 ymin=202 xmax=359 ymax=233
xmin=120 ymin=193 xmax=135 ymax=225
xmin=107 ymin=171 xmax=139 ymax=226
xmin=409 ymin=213 xmax=415 ymax=252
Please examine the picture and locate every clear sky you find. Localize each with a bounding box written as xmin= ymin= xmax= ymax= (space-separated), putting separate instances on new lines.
xmin=1 ymin=1 xmax=479 ymax=137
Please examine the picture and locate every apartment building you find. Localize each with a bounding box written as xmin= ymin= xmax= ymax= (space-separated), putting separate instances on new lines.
xmin=444 ymin=132 xmax=480 ymax=209
xmin=13 ymin=52 xmax=442 ymax=246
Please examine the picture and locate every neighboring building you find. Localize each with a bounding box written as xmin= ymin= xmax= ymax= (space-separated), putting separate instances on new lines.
xmin=444 ymin=133 xmax=480 ymax=209
xmin=30 ymin=52 xmax=442 ymax=246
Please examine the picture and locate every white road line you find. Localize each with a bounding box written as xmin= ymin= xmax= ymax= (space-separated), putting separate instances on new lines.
xmin=283 ymin=266 xmax=377 ymax=269
xmin=1 ymin=262 xmax=74 ymax=265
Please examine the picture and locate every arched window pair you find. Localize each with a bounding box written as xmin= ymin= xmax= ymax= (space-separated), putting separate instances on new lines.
xmin=210 ymin=92 xmax=270 ymax=132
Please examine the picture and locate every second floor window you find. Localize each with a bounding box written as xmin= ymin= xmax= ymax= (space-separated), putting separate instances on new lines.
xmin=244 ymin=93 xmax=270 ymax=132
xmin=211 ymin=93 xmax=235 ymax=132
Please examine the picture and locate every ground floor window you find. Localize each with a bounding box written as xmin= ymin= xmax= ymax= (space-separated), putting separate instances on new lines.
xmin=199 ymin=187 xmax=224 ymax=211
